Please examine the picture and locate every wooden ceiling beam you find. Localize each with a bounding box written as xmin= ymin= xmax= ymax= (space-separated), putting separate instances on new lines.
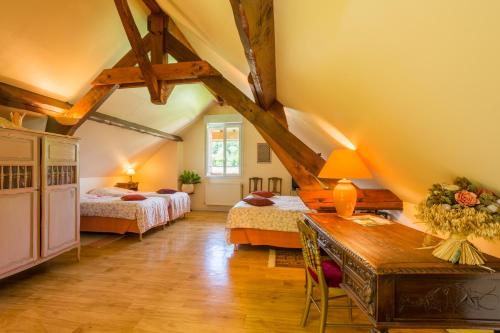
xmin=0 ymin=82 xmax=71 ymax=117
xmin=92 ymin=61 xmax=220 ymax=86
xmin=227 ymin=0 xmax=338 ymax=188
xmin=230 ymin=0 xmax=288 ymax=130
xmin=230 ymin=0 xmax=278 ymax=110
xmin=148 ymin=11 xmax=173 ymax=104
xmin=89 ymin=112 xmax=182 ymax=141
xmin=119 ymin=79 xmax=201 ymax=89
xmin=114 ymin=0 xmax=162 ymax=104
xmin=166 ymin=20 xmax=195 ymax=53
xmin=141 ymin=0 xmax=162 ymax=14
xmin=164 ymin=31 xmax=326 ymax=178
xmin=52 ymin=34 xmax=154 ymax=135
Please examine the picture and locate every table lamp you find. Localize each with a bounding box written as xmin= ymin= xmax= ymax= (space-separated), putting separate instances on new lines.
xmin=126 ymin=167 xmax=136 ymax=183
xmin=318 ymin=149 xmax=372 ymax=217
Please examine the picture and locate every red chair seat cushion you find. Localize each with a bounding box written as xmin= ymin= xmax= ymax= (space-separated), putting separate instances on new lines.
xmin=121 ymin=194 xmax=147 ymax=201
xmin=251 ymin=191 xmax=275 ymax=198
xmin=307 ymin=260 xmax=342 ymax=288
xmin=243 ymin=197 xmax=274 ymax=206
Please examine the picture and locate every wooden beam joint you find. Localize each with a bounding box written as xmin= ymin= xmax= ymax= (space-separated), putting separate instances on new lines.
xmin=92 ymin=62 xmax=220 ymax=86
xmin=114 ymin=0 xmax=162 ymax=104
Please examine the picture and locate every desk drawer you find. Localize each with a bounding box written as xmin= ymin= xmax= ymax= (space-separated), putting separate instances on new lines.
xmin=317 ymin=232 xmax=343 ymax=265
xmin=343 ymin=254 xmax=377 ymax=319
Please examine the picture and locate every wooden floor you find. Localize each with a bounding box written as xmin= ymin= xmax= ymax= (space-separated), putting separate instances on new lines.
xmin=0 ymin=211 xmax=447 ymax=333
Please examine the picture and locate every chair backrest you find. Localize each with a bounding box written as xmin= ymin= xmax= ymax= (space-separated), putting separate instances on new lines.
xmin=297 ymin=220 xmax=325 ymax=286
xmin=249 ymin=177 xmax=263 ymax=192
xmin=268 ymin=177 xmax=282 ymax=195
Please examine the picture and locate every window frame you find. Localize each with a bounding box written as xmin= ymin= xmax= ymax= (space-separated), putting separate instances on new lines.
xmin=205 ymin=121 xmax=243 ymax=178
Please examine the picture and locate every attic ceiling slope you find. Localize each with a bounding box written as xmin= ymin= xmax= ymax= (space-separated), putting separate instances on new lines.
xmin=154 ymin=0 xmax=500 ymax=203
xmin=0 ymin=0 xmax=149 ymax=102
xmin=273 ymin=0 xmax=500 ymax=202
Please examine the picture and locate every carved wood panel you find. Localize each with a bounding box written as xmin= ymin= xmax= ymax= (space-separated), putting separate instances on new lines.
xmin=343 ymin=256 xmax=377 ymax=318
xmin=317 ymin=232 xmax=343 ymax=265
xmin=395 ymin=277 xmax=500 ymax=321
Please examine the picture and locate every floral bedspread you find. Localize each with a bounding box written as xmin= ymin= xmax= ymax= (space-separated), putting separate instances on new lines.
xmin=140 ymin=192 xmax=191 ymax=220
xmin=226 ymin=196 xmax=311 ymax=232
xmin=168 ymin=192 xmax=191 ymax=219
xmin=80 ymin=194 xmax=168 ymax=233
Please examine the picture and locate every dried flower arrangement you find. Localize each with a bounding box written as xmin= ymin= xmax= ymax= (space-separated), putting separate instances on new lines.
xmin=416 ymin=177 xmax=500 ymax=266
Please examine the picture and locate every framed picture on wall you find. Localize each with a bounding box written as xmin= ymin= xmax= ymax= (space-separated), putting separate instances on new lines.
xmin=257 ymin=143 xmax=271 ymax=163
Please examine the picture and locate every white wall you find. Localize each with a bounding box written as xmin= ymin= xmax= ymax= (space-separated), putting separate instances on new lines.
xmin=182 ymin=104 xmax=291 ymax=210
xmin=76 ymin=121 xmax=165 ymax=178
xmin=80 ymin=176 xmax=128 ymax=194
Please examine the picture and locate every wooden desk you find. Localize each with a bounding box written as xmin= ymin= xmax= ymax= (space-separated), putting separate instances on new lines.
xmin=304 ymin=213 xmax=500 ymax=333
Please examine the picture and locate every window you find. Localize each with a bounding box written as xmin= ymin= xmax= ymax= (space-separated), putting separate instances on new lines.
xmin=206 ymin=122 xmax=242 ymax=177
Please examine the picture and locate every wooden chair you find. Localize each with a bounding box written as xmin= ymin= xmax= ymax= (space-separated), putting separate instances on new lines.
xmin=267 ymin=177 xmax=282 ymax=195
xmin=297 ymin=220 xmax=367 ymax=333
xmin=249 ymin=177 xmax=263 ymax=192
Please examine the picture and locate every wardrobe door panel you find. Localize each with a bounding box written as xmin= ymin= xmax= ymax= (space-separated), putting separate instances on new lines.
xmin=41 ymin=136 xmax=80 ymax=259
xmin=41 ymin=187 xmax=79 ymax=258
xmin=0 ymin=129 xmax=39 ymax=279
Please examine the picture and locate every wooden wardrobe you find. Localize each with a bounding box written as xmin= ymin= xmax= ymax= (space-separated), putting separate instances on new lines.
xmin=0 ymin=127 xmax=80 ymax=279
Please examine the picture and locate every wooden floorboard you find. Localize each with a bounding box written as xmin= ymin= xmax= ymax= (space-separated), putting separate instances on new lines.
xmin=0 ymin=211 xmax=447 ymax=332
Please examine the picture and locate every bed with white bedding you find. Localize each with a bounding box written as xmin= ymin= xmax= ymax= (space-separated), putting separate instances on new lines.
xmin=226 ymin=195 xmax=311 ymax=248
xmin=86 ymin=187 xmax=191 ymax=222
xmin=80 ymin=194 xmax=168 ymax=239
xmin=139 ymin=191 xmax=191 ymax=220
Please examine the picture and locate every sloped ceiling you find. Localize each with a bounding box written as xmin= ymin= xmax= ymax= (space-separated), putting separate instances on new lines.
xmin=0 ymin=0 xmax=147 ymax=101
xmin=156 ymin=0 xmax=500 ymax=203
xmin=2 ymin=1 xmax=499 ymax=200
xmin=0 ymin=0 xmax=215 ymax=177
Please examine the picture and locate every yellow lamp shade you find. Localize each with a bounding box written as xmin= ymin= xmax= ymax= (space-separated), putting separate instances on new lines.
xmin=319 ymin=149 xmax=372 ymax=218
xmin=318 ymin=149 xmax=372 ymax=179
xmin=126 ymin=168 xmax=136 ymax=176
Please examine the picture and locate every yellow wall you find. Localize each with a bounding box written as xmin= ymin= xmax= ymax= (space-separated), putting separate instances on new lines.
xmin=135 ymin=141 xmax=181 ymax=192
xmin=273 ymin=0 xmax=500 ymax=203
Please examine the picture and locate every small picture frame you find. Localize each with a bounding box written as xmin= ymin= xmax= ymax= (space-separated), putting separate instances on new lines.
xmin=257 ymin=143 xmax=271 ymax=163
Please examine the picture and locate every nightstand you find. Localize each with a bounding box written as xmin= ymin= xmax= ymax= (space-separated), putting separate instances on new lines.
xmin=115 ymin=182 xmax=139 ymax=191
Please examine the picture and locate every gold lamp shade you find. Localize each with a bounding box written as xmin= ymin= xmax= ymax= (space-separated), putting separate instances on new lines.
xmin=319 ymin=149 xmax=372 ymax=218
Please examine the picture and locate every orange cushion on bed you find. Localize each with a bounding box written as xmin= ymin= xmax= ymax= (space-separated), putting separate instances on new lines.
xmin=243 ymin=197 xmax=274 ymax=206
xmin=121 ymin=194 xmax=147 ymax=201
xmin=251 ymin=191 xmax=274 ymax=198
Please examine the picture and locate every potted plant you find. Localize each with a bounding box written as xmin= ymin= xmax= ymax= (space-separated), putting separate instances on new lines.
xmin=416 ymin=177 xmax=500 ymax=266
xmin=179 ymin=170 xmax=201 ymax=194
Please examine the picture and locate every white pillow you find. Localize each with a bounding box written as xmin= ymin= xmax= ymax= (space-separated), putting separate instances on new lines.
xmin=87 ymin=187 xmax=134 ymax=196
